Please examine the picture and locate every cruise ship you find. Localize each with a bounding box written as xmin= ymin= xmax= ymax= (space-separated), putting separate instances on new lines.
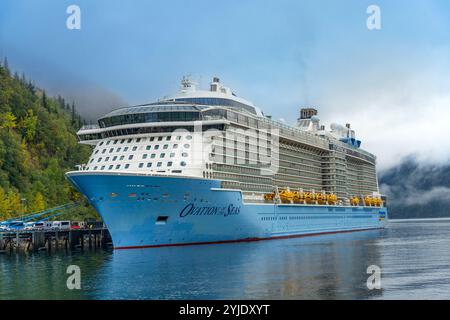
xmin=66 ymin=77 xmax=388 ymax=249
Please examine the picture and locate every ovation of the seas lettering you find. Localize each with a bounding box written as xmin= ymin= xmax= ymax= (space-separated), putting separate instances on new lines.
xmin=180 ymin=203 xmax=240 ymax=218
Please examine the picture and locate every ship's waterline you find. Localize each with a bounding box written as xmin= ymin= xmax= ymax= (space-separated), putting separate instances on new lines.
xmin=66 ymin=77 xmax=388 ymax=248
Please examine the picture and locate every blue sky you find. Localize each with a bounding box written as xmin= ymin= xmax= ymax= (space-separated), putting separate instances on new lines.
xmin=1 ymin=0 xmax=450 ymax=169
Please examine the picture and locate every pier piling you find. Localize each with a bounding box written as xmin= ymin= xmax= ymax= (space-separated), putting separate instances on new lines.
xmin=0 ymin=228 xmax=110 ymax=253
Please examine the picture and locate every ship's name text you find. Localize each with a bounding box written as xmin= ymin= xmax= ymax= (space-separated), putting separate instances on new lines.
xmin=180 ymin=203 xmax=240 ymax=218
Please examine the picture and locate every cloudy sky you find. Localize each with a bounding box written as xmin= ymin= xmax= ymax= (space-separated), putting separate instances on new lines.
xmin=1 ymin=0 xmax=450 ymax=171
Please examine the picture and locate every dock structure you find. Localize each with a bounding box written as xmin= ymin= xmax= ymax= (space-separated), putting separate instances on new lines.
xmin=0 ymin=228 xmax=112 ymax=253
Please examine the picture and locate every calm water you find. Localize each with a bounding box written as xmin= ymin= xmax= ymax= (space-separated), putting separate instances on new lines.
xmin=1 ymin=219 xmax=450 ymax=300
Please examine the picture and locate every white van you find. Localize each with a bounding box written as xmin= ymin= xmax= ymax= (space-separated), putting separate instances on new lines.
xmin=52 ymin=221 xmax=71 ymax=230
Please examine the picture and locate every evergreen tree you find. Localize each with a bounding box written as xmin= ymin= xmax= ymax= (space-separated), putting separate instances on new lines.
xmin=3 ymin=57 xmax=10 ymax=76
xmin=42 ymin=90 xmax=48 ymax=111
xmin=71 ymin=102 xmax=76 ymax=125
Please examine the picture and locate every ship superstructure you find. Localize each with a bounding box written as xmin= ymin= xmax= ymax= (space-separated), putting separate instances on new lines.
xmin=66 ymin=77 xmax=387 ymax=249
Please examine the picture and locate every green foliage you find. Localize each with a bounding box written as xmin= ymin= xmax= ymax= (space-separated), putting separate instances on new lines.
xmin=0 ymin=58 xmax=98 ymax=221
xmin=0 ymin=111 xmax=17 ymax=130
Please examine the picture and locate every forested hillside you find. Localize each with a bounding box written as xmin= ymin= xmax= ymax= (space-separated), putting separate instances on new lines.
xmin=0 ymin=58 xmax=98 ymax=221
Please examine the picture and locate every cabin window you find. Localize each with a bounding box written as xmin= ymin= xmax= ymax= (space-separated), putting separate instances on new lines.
xmin=155 ymin=216 xmax=168 ymax=225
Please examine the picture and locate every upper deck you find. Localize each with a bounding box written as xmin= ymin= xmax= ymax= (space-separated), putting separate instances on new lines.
xmin=76 ymin=77 xmax=377 ymax=165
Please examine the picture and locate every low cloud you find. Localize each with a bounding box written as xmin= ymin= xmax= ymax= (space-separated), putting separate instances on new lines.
xmin=379 ymin=156 xmax=450 ymax=207
xmin=403 ymin=187 xmax=450 ymax=206
xmin=53 ymin=85 xmax=128 ymax=122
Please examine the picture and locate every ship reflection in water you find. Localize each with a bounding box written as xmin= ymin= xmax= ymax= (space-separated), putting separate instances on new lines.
xmin=97 ymin=230 xmax=385 ymax=300
xmin=2 ymin=220 xmax=450 ymax=299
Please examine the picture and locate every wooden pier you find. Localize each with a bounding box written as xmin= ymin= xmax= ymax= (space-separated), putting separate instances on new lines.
xmin=0 ymin=228 xmax=112 ymax=253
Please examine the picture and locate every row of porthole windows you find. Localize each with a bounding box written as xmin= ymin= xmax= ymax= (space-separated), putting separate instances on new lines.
xmin=94 ymin=143 xmax=190 ymax=155
xmin=261 ymin=215 xmax=342 ymax=221
xmin=90 ymin=151 xmax=189 ymax=164
xmin=87 ymin=161 xmax=187 ymax=171
xmin=142 ymin=152 xmax=188 ymax=159
xmin=98 ymin=135 xmax=192 ymax=147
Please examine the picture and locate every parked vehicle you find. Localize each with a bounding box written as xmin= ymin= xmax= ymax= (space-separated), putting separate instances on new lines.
xmin=70 ymin=221 xmax=86 ymax=230
xmin=24 ymin=221 xmax=52 ymax=231
xmin=5 ymin=221 xmax=25 ymax=231
xmin=85 ymin=221 xmax=105 ymax=229
xmin=51 ymin=221 xmax=71 ymax=230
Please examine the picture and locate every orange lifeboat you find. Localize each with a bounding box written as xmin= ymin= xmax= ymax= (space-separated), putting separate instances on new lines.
xmin=279 ymin=190 xmax=294 ymax=203
xmin=317 ymin=193 xmax=327 ymax=205
xmin=304 ymin=192 xmax=316 ymax=204
xmin=327 ymin=194 xmax=337 ymax=205
xmin=293 ymin=191 xmax=304 ymax=204
xmin=264 ymin=192 xmax=275 ymax=202
xmin=364 ymin=196 xmax=373 ymax=206
xmin=350 ymin=196 xmax=360 ymax=206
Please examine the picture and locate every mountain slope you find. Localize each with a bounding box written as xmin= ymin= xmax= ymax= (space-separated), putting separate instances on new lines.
xmin=0 ymin=58 xmax=96 ymax=220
